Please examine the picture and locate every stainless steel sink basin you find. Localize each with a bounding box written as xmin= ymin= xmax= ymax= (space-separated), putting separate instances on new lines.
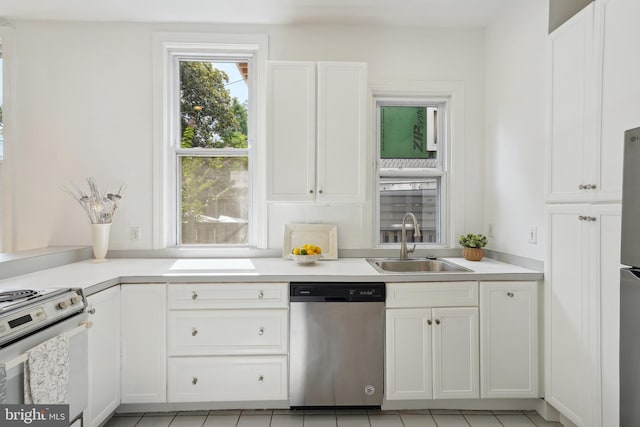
xmin=366 ymin=258 xmax=472 ymax=273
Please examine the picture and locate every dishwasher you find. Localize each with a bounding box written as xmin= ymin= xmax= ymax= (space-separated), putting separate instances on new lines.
xmin=289 ymin=282 xmax=385 ymax=408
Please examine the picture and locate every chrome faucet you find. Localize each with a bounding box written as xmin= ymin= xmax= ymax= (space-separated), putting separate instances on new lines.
xmin=400 ymin=212 xmax=421 ymax=259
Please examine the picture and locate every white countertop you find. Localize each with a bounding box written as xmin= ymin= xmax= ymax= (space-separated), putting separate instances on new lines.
xmin=0 ymin=256 xmax=542 ymax=295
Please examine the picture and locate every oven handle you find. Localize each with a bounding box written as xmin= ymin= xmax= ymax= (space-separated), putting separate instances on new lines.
xmin=0 ymin=321 xmax=92 ymax=370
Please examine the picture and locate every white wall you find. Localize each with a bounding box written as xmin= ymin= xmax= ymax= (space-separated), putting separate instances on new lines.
xmin=8 ymin=20 xmax=486 ymax=251
xmin=484 ymin=0 xmax=548 ymax=261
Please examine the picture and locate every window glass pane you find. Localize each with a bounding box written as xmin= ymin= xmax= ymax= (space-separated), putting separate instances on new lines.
xmin=179 ymin=60 xmax=248 ymax=149
xmin=379 ymin=178 xmax=441 ymax=244
xmin=380 ymin=106 xmax=438 ymax=169
xmin=180 ymin=156 xmax=248 ymax=245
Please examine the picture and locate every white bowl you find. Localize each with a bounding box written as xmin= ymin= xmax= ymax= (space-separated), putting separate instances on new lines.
xmin=290 ymin=254 xmax=322 ymax=265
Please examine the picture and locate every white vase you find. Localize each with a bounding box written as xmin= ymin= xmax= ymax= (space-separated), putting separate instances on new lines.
xmin=91 ymin=223 xmax=111 ymax=262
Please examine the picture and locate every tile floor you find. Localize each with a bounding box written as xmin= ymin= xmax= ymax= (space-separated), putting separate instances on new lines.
xmin=104 ymin=409 xmax=564 ymax=427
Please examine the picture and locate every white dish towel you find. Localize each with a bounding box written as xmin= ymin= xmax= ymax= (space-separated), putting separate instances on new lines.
xmin=24 ymin=334 xmax=69 ymax=404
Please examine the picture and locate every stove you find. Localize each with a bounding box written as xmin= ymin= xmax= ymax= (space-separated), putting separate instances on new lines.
xmin=0 ymin=288 xmax=86 ymax=347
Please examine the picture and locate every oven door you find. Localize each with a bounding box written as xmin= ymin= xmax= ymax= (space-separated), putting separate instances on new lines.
xmin=0 ymin=312 xmax=89 ymax=423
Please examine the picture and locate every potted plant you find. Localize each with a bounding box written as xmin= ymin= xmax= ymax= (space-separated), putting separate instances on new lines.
xmin=459 ymin=233 xmax=488 ymax=261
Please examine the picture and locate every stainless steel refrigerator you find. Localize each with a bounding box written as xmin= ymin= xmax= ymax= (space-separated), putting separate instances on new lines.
xmin=620 ymin=126 xmax=640 ymax=426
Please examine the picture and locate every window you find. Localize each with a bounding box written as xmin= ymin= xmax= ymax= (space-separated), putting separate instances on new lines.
xmin=176 ymin=60 xmax=250 ymax=245
xmin=375 ymin=99 xmax=448 ymax=246
xmin=154 ymin=33 xmax=267 ymax=248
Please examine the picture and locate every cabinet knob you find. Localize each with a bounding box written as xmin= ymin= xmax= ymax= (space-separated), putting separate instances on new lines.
xmin=426 ymin=319 xmax=432 ymax=326
xmin=578 ymin=184 xmax=586 ymax=190
xmin=258 ymin=290 xmax=264 ymax=299
xmin=435 ymin=319 xmax=441 ymax=325
xmin=588 ymin=216 xmax=597 ymax=222
xmin=578 ymin=215 xmax=586 ymax=221
xmin=88 ymin=306 xmax=96 ymax=315
xmin=258 ymin=375 xmax=264 ymax=383
xmin=507 ymin=292 xmax=514 ymax=298
xmin=258 ymin=327 xmax=265 ymax=336
xmin=192 ymin=291 xmax=198 ymax=300
xmin=318 ymin=189 xmax=323 ymax=194
xmin=192 ymin=328 xmax=198 ymax=336
xmin=588 ymin=184 xmax=597 ymax=190
xmin=309 ymin=189 xmax=314 ymax=194
xmin=192 ymin=377 xmax=198 ymax=385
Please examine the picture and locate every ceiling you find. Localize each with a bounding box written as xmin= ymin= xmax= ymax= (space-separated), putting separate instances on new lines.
xmin=0 ymin=0 xmax=509 ymax=28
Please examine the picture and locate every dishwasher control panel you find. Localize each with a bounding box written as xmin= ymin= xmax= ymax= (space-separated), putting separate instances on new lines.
xmin=290 ymin=282 xmax=385 ymax=302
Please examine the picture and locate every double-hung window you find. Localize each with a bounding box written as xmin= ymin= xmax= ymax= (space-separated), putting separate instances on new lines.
xmin=375 ymin=98 xmax=448 ymax=246
xmin=155 ymin=34 xmax=266 ymax=248
xmin=175 ymin=58 xmax=251 ymax=245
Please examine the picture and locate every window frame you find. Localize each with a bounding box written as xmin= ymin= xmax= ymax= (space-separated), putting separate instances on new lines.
xmin=370 ymin=81 xmax=465 ymax=249
xmin=153 ymin=33 xmax=268 ymax=249
xmin=0 ymin=26 xmax=15 ymax=252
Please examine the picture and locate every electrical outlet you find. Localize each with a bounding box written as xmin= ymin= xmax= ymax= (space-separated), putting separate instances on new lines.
xmin=487 ymin=223 xmax=494 ymax=238
xmin=130 ymin=226 xmax=141 ymax=241
xmin=528 ymin=225 xmax=537 ymax=244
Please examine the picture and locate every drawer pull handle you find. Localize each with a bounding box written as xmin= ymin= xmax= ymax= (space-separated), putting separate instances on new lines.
xmin=258 ymin=375 xmax=264 ymax=383
xmin=507 ymin=292 xmax=514 ymax=298
xmin=192 ymin=328 xmax=198 ymax=336
xmin=258 ymin=327 xmax=264 ymax=336
xmin=192 ymin=291 xmax=198 ymax=300
xmin=258 ymin=291 xmax=264 ymax=299
xmin=192 ymin=377 xmax=198 ymax=385
xmin=426 ymin=319 xmax=432 ymax=326
xmin=435 ymin=319 xmax=441 ymax=325
xmin=88 ymin=306 xmax=96 ymax=315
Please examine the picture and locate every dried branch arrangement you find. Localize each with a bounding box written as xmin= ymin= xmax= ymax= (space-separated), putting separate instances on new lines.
xmin=63 ymin=178 xmax=125 ymax=224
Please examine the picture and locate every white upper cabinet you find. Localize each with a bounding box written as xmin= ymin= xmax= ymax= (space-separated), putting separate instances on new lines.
xmin=548 ymin=0 xmax=640 ymax=203
xmin=547 ymin=4 xmax=597 ymax=202
xmin=594 ymin=0 xmax=640 ymax=201
xmin=266 ymin=62 xmax=316 ymax=201
xmin=267 ymin=61 xmax=367 ymax=202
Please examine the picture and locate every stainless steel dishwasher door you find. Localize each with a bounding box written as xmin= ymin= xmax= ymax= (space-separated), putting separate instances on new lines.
xmin=289 ymin=300 xmax=384 ymax=407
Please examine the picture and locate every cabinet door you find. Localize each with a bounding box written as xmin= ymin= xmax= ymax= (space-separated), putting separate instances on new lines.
xmin=121 ymin=284 xmax=167 ymax=403
xmin=591 ymin=204 xmax=622 ymax=427
xmin=317 ymin=62 xmax=367 ymax=202
xmin=85 ymin=286 xmax=120 ymax=427
xmin=480 ymin=282 xmax=538 ymax=398
xmin=385 ymin=308 xmax=432 ymax=400
xmin=545 ymin=204 xmax=591 ymax=426
xmin=594 ymin=0 xmax=640 ymax=202
xmin=547 ymin=4 xmax=596 ymax=202
xmin=266 ymin=61 xmax=316 ymax=201
xmin=432 ymin=307 xmax=479 ymax=399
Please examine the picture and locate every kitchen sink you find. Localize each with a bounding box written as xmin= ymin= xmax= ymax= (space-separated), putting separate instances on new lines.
xmin=366 ymin=257 xmax=472 ymax=273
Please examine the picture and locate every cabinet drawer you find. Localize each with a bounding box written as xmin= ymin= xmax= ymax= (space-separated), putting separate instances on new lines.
xmin=386 ymin=282 xmax=478 ymax=308
xmin=168 ymin=283 xmax=288 ymax=309
xmin=168 ymin=309 xmax=288 ymax=356
xmin=167 ymin=356 xmax=288 ymax=402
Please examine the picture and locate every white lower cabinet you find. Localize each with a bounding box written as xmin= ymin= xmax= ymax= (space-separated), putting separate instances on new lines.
xmin=480 ymin=282 xmax=538 ymax=398
xmin=120 ymin=284 xmax=167 ymax=403
xmin=85 ymin=286 xmax=120 ymax=427
xmin=385 ymin=282 xmax=480 ymax=400
xmin=385 ymin=280 xmax=539 ymax=403
xmin=167 ymin=283 xmax=289 ymax=403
